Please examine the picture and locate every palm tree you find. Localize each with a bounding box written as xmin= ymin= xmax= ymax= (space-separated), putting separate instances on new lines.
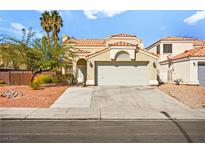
xmin=40 ymin=11 xmax=52 ymax=45
xmin=50 ymin=11 xmax=63 ymax=45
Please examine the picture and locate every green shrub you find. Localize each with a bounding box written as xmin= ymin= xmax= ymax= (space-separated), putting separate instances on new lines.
xmin=42 ymin=76 xmax=53 ymax=84
xmin=51 ymin=76 xmax=61 ymax=83
xmin=67 ymin=73 xmax=75 ymax=82
xmin=0 ymin=80 xmax=6 ymax=84
xmin=51 ymin=73 xmax=75 ymax=84
xmin=30 ymin=75 xmax=53 ymax=90
xmin=30 ymin=82 xmax=40 ymax=90
xmin=34 ymin=75 xmax=53 ymax=84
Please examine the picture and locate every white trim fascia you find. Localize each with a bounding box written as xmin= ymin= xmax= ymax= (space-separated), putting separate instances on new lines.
xmin=159 ymin=61 xmax=169 ymax=65
xmin=146 ymin=41 xmax=161 ymax=50
xmin=186 ymin=80 xmax=199 ymax=85
xmin=171 ymin=57 xmax=190 ymax=63
xmin=146 ymin=40 xmax=161 ymax=49
xmin=189 ymin=57 xmax=205 ymax=60
xmin=86 ymin=48 xmax=110 ymax=59
xmin=109 ymin=46 xmax=136 ymax=50
xmin=161 ymin=40 xmax=194 ymax=44
xmin=86 ymin=80 xmax=94 ymax=85
xmin=149 ymin=80 xmax=158 ymax=85
xmin=105 ymin=36 xmax=142 ymax=42
xmin=139 ymin=48 xmax=159 ymax=59
xmin=159 ymin=57 xmax=189 ymax=65
xmin=160 ymin=56 xmax=205 ymax=65
xmin=76 ymin=46 xmax=105 ymax=49
xmin=146 ymin=40 xmax=194 ymax=50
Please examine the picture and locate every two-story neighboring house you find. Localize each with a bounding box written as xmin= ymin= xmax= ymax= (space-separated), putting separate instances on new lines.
xmin=63 ymin=34 xmax=158 ymax=86
xmin=146 ymin=37 xmax=205 ymax=85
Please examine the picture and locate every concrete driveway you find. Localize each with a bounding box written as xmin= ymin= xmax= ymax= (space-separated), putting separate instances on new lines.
xmin=48 ymin=86 xmax=205 ymax=120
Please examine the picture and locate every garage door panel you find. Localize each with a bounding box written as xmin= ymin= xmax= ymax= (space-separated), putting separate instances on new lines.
xmin=198 ymin=64 xmax=205 ymax=85
xmin=96 ymin=62 xmax=148 ymax=86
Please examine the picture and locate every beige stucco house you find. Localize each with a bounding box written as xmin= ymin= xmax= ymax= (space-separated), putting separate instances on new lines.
xmin=63 ymin=34 xmax=159 ymax=86
xmin=147 ymin=37 xmax=205 ymax=85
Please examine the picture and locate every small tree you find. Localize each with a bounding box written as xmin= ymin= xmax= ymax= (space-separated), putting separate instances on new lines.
xmin=0 ymin=28 xmax=35 ymax=70
xmin=30 ymin=36 xmax=75 ymax=82
xmin=29 ymin=10 xmax=75 ymax=82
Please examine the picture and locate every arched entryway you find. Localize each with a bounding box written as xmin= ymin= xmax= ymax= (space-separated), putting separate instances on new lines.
xmin=77 ymin=58 xmax=87 ymax=83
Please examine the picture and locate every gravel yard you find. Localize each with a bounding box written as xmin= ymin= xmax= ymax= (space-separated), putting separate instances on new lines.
xmin=0 ymin=85 xmax=68 ymax=108
xmin=159 ymin=84 xmax=205 ymax=108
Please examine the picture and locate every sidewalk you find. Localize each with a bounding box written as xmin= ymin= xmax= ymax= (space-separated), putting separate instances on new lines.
xmin=1 ymin=106 xmax=205 ymax=120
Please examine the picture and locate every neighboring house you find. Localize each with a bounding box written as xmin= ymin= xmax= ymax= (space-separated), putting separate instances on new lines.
xmin=63 ymin=34 xmax=159 ymax=86
xmin=160 ymin=47 xmax=205 ymax=85
xmin=147 ymin=37 xmax=205 ymax=85
xmin=146 ymin=36 xmax=205 ymax=61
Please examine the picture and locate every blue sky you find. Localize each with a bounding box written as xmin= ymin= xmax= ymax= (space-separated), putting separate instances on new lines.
xmin=0 ymin=10 xmax=205 ymax=47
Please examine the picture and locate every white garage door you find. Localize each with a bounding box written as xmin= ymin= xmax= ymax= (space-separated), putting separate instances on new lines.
xmin=198 ymin=63 xmax=205 ymax=85
xmin=96 ymin=62 xmax=148 ymax=85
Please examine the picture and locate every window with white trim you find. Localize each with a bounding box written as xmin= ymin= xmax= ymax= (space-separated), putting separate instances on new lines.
xmin=163 ymin=44 xmax=172 ymax=53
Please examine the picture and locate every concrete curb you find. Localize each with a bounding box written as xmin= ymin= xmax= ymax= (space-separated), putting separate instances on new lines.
xmin=1 ymin=117 xmax=205 ymax=120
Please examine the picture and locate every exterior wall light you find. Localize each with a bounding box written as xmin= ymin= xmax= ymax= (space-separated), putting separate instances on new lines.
xmin=89 ymin=62 xmax=93 ymax=68
xmin=153 ymin=62 xmax=156 ymax=68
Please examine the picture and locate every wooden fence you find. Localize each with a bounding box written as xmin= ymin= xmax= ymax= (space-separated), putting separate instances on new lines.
xmin=0 ymin=71 xmax=56 ymax=85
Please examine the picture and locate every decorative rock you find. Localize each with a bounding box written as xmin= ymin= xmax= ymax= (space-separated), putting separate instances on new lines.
xmin=0 ymin=90 xmax=23 ymax=98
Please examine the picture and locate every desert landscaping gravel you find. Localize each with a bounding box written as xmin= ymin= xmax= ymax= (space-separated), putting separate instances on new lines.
xmin=159 ymin=84 xmax=205 ymax=108
xmin=0 ymin=85 xmax=68 ymax=108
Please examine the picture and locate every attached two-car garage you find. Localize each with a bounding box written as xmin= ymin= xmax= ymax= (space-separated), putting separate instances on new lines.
xmin=85 ymin=46 xmax=158 ymax=86
xmin=96 ymin=62 xmax=149 ymax=86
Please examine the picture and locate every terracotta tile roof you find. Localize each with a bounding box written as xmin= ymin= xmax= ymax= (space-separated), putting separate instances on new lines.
xmin=193 ymin=40 xmax=205 ymax=46
xmin=109 ymin=41 xmax=137 ymax=47
xmin=111 ymin=34 xmax=136 ymax=37
xmin=70 ymin=39 xmax=105 ymax=47
xmin=161 ymin=47 xmax=205 ymax=62
xmin=160 ymin=36 xmax=195 ymax=41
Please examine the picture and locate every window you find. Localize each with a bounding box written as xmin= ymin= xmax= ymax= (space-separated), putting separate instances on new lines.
xmin=115 ymin=51 xmax=130 ymax=60
xmin=163 ymin=44 xmax=172 ymax=53
xmin=157 ymin=45 xmax=160 ymax=54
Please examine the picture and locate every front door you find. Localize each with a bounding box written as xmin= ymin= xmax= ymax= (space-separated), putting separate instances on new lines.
xmin=77 ymin=66 xmax=86 ymax=83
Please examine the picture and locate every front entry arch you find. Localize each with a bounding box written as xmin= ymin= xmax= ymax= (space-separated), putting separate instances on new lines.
xmin=77 ymin=58 xmax=87 ymax=83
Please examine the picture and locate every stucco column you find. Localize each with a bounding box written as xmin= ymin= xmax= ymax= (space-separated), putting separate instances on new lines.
xmin=189 ymin=60 xmax=199 ymax=85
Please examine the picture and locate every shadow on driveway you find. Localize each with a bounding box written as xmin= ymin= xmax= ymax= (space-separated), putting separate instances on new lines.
xmin=161 ymin=111 xmax=193 ymax=143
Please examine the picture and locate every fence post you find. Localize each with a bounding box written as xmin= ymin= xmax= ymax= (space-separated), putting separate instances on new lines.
xmin=8 ymin=71 xmax=11 ymax=85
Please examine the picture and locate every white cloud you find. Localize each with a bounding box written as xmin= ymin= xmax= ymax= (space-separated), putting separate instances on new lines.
xmin=83 ymin=10 xmax=126 ymax=20
xmin=184 ymin=10 xmax=205 ymax=24
xmin=0 ymin=27 xmax=21 ymax=35
xmin=1 ymin=22 xmax=42 ymax=39
xmin=10 ymin=22 xmax=25 ymax=31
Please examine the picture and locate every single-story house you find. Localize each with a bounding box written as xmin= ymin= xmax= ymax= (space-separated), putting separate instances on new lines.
xmin=160 ymin=47 xmax=205 ymax=85
xmin=63 ymin=34 xmax=159 ymax=86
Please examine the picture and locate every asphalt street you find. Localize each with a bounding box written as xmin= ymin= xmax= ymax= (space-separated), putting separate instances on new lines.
xmin=0 ymin=120 xmax=205 ymax=143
